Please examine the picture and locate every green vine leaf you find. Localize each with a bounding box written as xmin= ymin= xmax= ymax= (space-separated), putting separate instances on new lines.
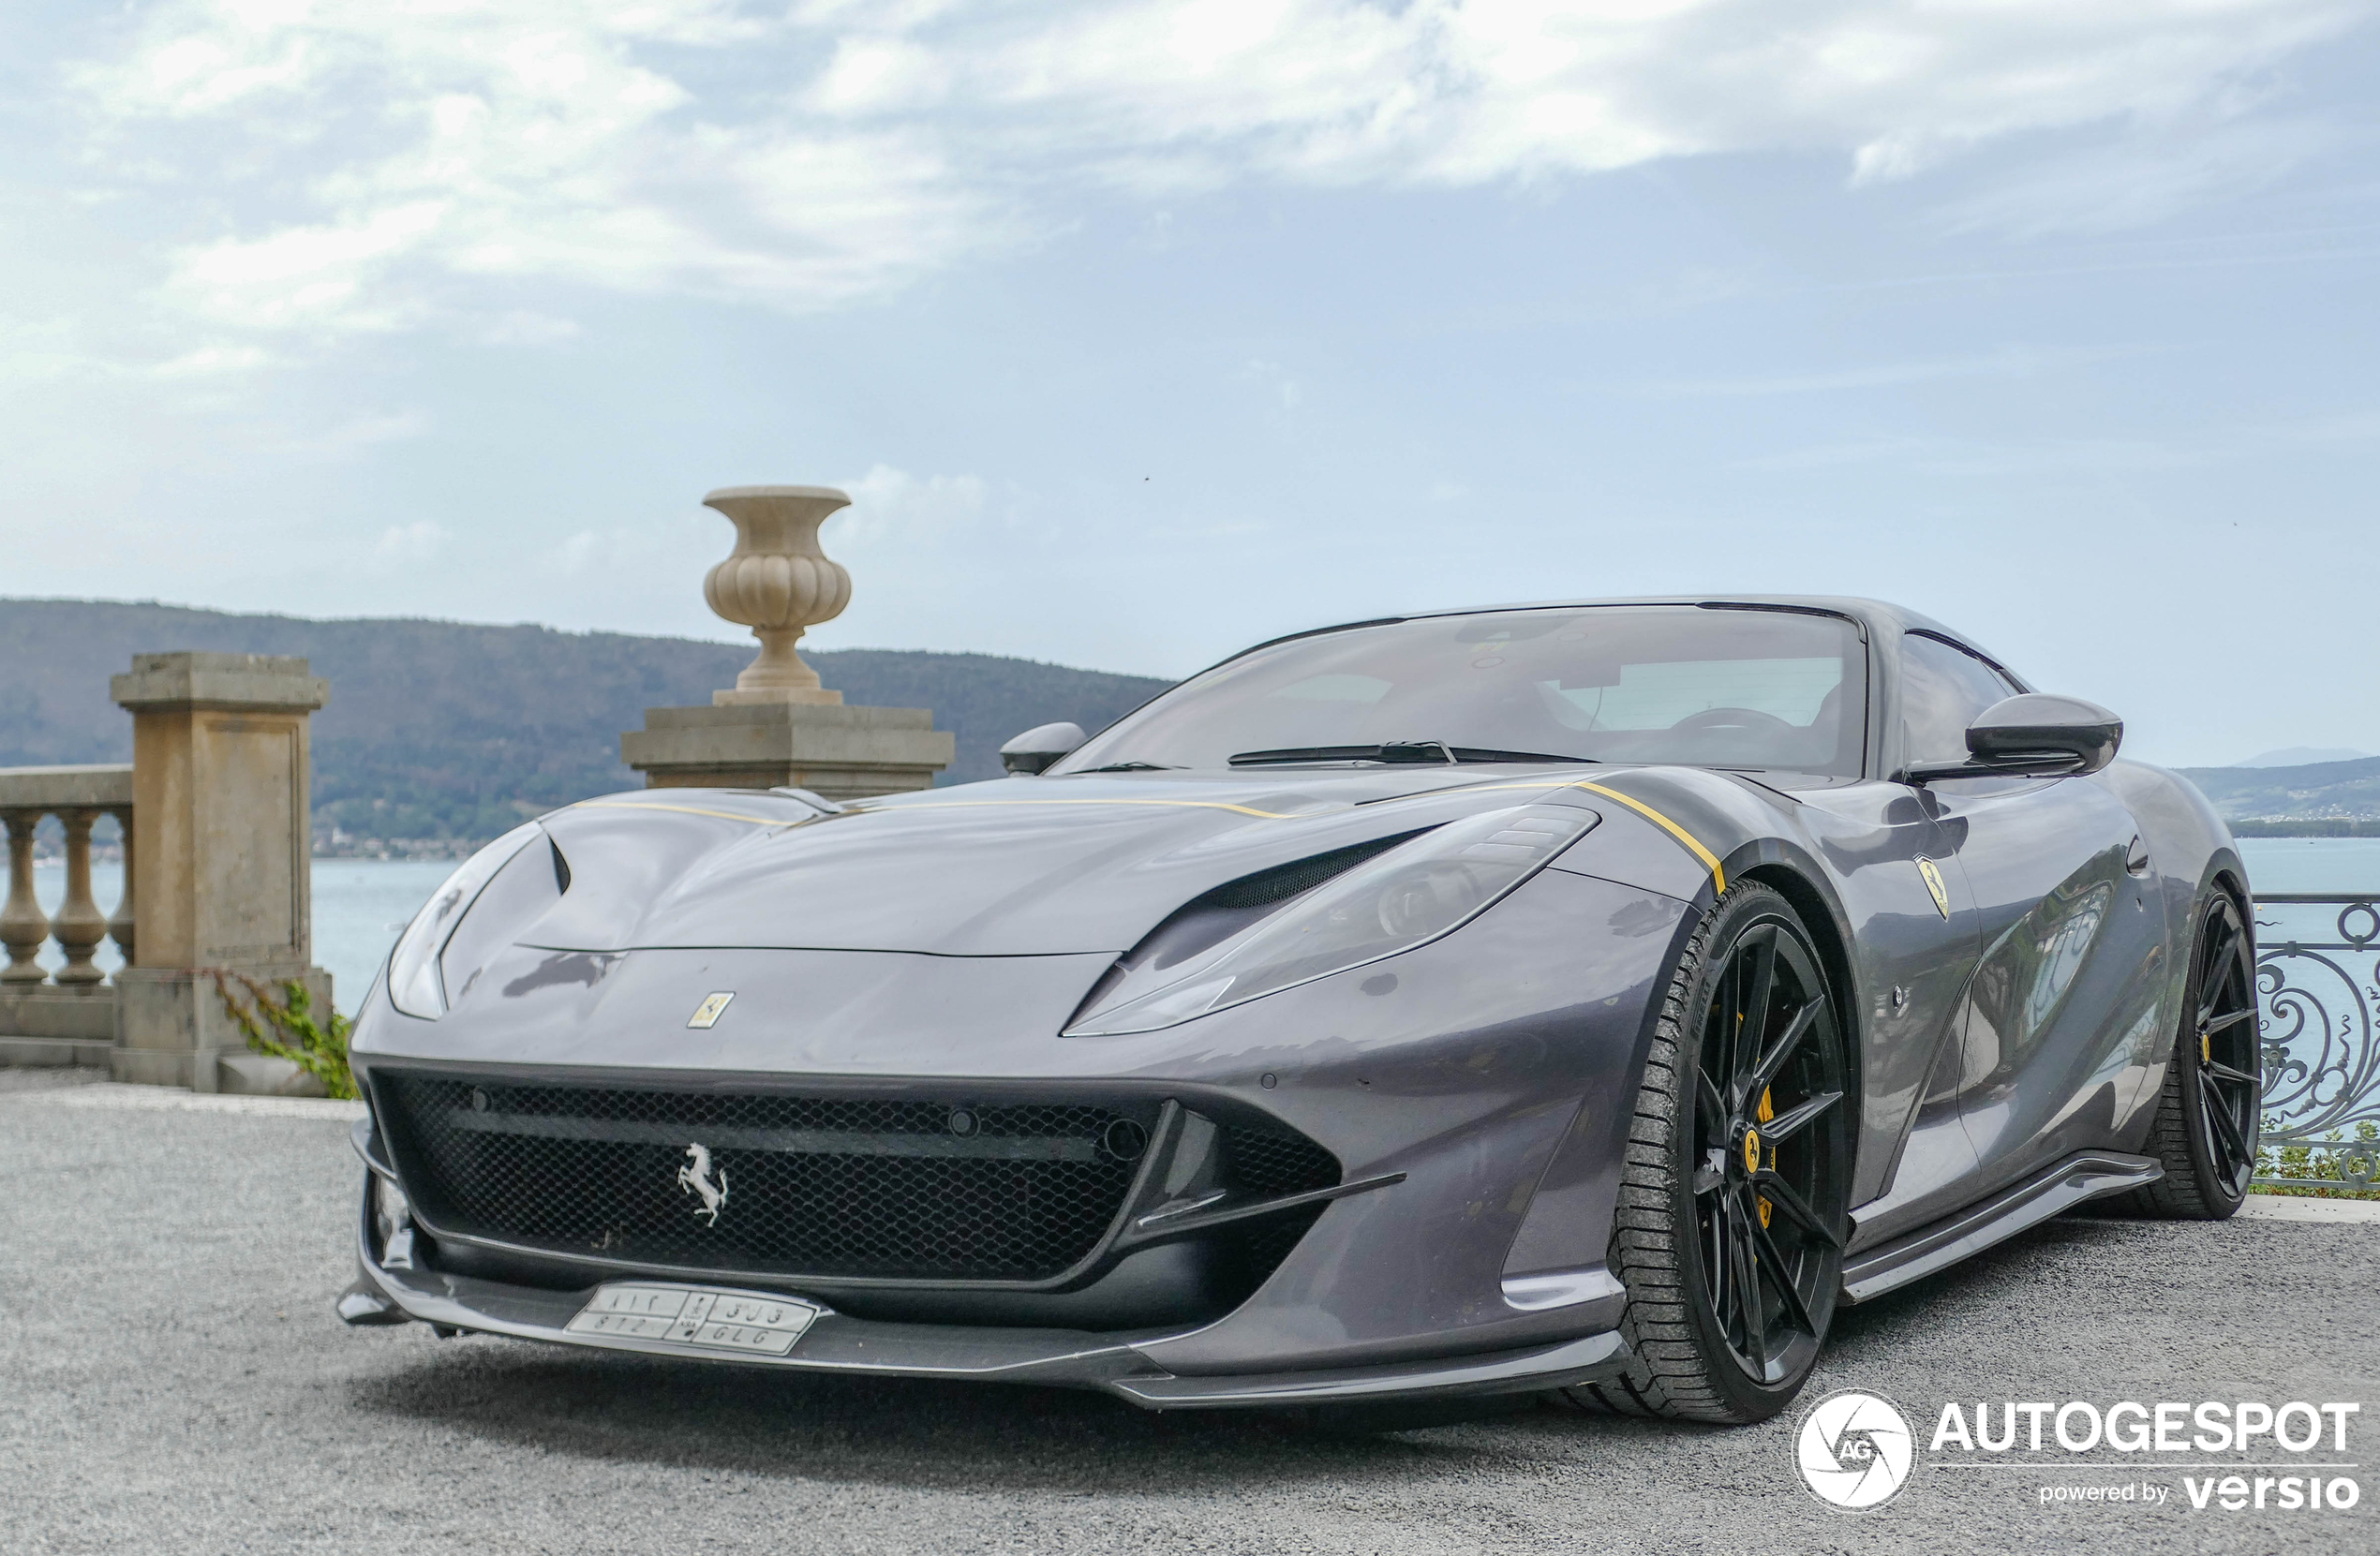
xmin=208 ymin=970 xmax=356 ymax=1100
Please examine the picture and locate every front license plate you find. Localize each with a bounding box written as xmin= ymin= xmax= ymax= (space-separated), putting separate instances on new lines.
xmin=564 ymin=1282 xmax=822 ymax=1356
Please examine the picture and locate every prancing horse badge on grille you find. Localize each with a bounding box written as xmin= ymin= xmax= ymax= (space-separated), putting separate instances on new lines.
xmin=687 ymin=992 xmax=735 ymax=1029
xmin=677 ymin=1144 xmax=729 ymax=1225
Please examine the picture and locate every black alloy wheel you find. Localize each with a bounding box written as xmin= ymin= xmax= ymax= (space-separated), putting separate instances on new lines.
xmin=1567 ymin=881 xmax=1853 ymax=1423
xmin=2120 ymin=889 xmax=2259 ymax=1218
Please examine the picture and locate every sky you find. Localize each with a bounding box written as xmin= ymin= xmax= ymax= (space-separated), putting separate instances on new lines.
xmin=3 ymin=1 xmax=2377 ymax=768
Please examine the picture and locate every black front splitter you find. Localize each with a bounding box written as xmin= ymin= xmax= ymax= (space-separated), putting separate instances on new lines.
xmin=343 ymin=1244 xmax=1631 ymax=1411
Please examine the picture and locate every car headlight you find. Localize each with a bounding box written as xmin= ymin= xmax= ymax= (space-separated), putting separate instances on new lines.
xmin=386 ymin=822 xmax=548 ymax=1018
xmin=1064 ymin=800 xmax=1599 ymax=1036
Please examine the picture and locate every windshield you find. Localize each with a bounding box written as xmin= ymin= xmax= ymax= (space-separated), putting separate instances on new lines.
xmin=1056 ymin=606 xmax=1867 ymax=776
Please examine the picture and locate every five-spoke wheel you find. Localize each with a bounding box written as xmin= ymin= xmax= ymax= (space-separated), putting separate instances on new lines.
xmin=1690 ymin=911 xmax=1850 ymax=1386
xmin=2122 ymin=888 xmax=2259 ymax=1218
xmin=1572 ymin=881 xmax=1852 ymax=1422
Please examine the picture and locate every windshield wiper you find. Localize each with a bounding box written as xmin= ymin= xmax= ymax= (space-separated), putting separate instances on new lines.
xmin=1227 ymin=742 xmax=1597 ymax=767
xmin=1073 ymin=761 xmax=1184 ymax=773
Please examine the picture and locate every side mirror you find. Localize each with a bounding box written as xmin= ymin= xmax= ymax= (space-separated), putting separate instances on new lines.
xmin=1904 ymin=693 xmax=2122 ymax=784
xmin=1000 ymin=721 xmax=1088 ymax=776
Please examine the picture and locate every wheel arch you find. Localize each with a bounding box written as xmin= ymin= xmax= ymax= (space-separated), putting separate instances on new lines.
xmin=2206 ymin=849 xmax=2252 ymax=917
xmin=1728 ymin=841 xmax=1867 ymax=1182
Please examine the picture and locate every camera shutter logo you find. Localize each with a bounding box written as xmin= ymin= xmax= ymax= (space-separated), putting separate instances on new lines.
xmin=1795 ymin=1390 xmax=1915 ymax=1510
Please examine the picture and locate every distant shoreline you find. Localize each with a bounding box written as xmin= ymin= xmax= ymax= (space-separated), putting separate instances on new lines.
xmin=2228 ymin=820 xmax=2380 ymax=837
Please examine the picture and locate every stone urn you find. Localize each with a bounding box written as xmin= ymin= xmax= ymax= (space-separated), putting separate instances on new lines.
xmin=700 ymin=485 xmax=854 ymax=705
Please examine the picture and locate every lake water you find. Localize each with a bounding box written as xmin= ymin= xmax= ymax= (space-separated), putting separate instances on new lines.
xmin=23 ymin=837 xmax=2380 ymax=1015
xmin=27 ymin=859 xmax=454 ymax=1004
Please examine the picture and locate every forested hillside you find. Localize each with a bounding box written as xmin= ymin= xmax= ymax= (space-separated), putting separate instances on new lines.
xmin=12 ymin=598 xmax=2372 ymax=844
xmin=0 ymin=600 xmax=1170 ymax=846
xmin=2172 ymin=756 xmax=2380 ymax=832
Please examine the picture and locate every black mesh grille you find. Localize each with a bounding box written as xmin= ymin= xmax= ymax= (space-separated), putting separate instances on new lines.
xmin=374 ymin=1074 xmax=1156 ymax=1282
xmin=1210 ymin=1122 xmax=1339 ymax=1298
xmin=1222 ymin=1123 xmax=1341 ymax=1199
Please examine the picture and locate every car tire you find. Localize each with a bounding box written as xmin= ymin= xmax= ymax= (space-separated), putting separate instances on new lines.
xmin=1557 ymin=880 xmax=1853 ymax=1425
xmin=2108 ymin=887 xmax=2258 ymax=1220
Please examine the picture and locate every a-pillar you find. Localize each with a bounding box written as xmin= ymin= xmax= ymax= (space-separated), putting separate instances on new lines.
xmin=110 ymin=652 xmax=333 ymax=1093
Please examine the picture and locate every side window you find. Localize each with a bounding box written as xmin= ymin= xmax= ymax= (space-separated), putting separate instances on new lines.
xmin=1901 ymin=633 xmax=2018 ymax=766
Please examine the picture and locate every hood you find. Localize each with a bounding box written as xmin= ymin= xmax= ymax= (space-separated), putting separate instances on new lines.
xmin=522 ymin=768 xmax=1615 ymax=957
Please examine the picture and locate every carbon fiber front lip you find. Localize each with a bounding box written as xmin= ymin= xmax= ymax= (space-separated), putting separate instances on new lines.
xmin=350 ymin=1226 xmax=1630 ymax=1409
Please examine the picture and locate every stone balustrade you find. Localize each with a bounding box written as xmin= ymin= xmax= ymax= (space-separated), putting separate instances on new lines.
xmin=0 ymin=763 xmax=135 ymax=1065
xmin=1 ymin=652 xmax=333 ymax=1090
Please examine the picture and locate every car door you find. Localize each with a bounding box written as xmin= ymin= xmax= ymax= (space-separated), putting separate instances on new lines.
xmin=1897 ymin=632 xmax=2170 ymax=1194
xmin=1780 ymin=775 xmax=1985 ymax=1246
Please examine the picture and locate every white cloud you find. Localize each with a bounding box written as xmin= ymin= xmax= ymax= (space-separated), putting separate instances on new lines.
xmin=67 ymin=0 xmax=2373 ymax=351
xmin=832 ymin=465 xmax=991 ymax=549
xmin=1930 ymin=114 xmax=2353 ymax=237
xmin=148 ymin=343 xmax=285 ymax=378
xmin=476 ymin=310 xmax=584 ymax=346
xmin=1646 ymin=343 xmax=2161 ymax=397
xmin=374 ymin=519 xmax=451 ymax=563
xmin=77 ymin=1 xmax=1002 ymax=345
xmin=1240 ymin=357 xmax=1303 ymax=410
xmin=305 ymin=409 xmax=432 ymax=452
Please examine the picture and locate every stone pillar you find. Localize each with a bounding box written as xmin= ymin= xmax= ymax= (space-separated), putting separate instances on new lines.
xmin=622 ymin=486 xmax=953 ymax=800
xmin=110 ymin=653 xmax=333 ymax=1093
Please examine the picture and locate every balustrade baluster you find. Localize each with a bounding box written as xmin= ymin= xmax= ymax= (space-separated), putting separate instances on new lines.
xmin=0 ymin=809 xmax=50 ymax=985
xmin=51 ymin=808 xmax=107 ymax=986
xmin=2249 ymin=891 xmax=2380 ymax=1193
xmin=108 ymin=805 xmax=136 ymax=970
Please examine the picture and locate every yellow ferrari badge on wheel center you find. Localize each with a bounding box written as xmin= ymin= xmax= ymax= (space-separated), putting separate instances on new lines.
xmin=1742 ymin=1129 xmax=1763 ymax=1174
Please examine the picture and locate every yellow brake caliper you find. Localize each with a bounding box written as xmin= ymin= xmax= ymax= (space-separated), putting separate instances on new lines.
xmin=1756 ymin=1087 xmax=1776 ymax=1227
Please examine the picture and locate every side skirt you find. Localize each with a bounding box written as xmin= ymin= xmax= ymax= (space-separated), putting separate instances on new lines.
xmin=1837 ymin=1150 xmax=2162 ymax=1305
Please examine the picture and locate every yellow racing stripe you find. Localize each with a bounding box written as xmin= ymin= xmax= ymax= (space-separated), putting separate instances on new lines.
xmin=579 ymin=783 xmax=1721 ymax=886
xmin=1571 ymin=781 xmax=1727 ymax=893
xmin=854 ymin=796 xmax=1306 ymax=820
xmin=574 ymin=800 xmax=785 ymax=825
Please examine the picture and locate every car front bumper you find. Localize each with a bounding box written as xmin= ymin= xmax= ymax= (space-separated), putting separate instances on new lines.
xmin=340 ymin=865 xmax=1685 ymax=1402
xmin=341 ymin=1225 xmax=1631 ymax=1410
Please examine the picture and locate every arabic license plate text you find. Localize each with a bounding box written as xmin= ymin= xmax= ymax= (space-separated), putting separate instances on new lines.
xmin=564 ymin=1282 xmax=821 ymax=1356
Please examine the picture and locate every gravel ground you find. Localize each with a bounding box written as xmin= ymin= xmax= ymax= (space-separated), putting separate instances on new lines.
xmin=3 ymin=1080 xmax=2375 ymax=1555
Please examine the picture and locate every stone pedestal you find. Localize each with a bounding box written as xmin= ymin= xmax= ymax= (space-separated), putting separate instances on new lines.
xmin=621 ymin=483 xmax=954 ymax=800
xmin=110 ymin=653 xmax=333 ymax=1093
xmin=622 ymin=703 xmax=954 ymax=800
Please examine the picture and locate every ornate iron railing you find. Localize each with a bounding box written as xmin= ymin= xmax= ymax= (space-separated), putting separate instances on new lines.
xmin=2253 ymin=893 xmax=2380 ymax=1194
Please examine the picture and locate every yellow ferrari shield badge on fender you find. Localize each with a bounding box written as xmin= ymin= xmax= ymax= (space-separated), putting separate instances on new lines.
xmin=1914 ymin=857 xmax=1951 ymax=920
xmin=687 ymin=992 xmax=736 ymax=1030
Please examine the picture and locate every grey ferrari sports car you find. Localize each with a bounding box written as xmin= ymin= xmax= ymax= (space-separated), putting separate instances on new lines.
xmin=340 ymin=596 xmax=2256 ymax=1423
